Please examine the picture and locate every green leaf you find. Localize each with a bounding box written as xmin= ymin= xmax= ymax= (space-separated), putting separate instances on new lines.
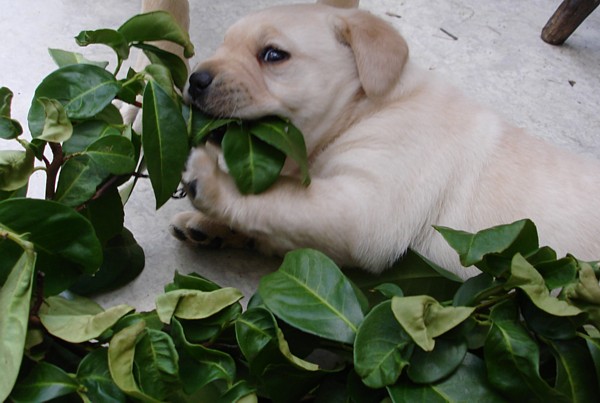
xmin=222 ymin=124 xmax=286 ymax=194
xmin=0 ymin=250 xmax=36 ymax=402
xmin=354 ymin=300 xmax=413 ymax=388
xmin=249 ymin=117 xmax=311 ymax=186
xmin=134 ymin=328 xmax=180 ymax=401
xmin=0 ymin=148 xmax=34 ymax=191
xmin=71 ymin=228 xmax=144 ymax=295
xmin=0 ymin=184 xmax=27 ymax=203
xmin=387 ymin=353 xmax=507 ymax=403
xmin=85 ymin=135 xmax=136 ymax=174
xmin=506 ymin=254 xmax=582 ymax=316
xmin=78 ymin=184 xmax=124 ymax=245
xmin=63 ymin=120 xmax=122 ymax=155
xmin=135 ymin=43 xmax=188 ymax=91
xmin=9 ymin=362 xmax=80 ymax=403
xmin=167 ymin=270 xmax=221 ymax=292
xmin=155 ymin=288 xmax=243 ymax=324
xmin=172 ymin=318 xmax=236 ymax=394
xmin=188 ymin=108 xmax=236 ymax=145
xmin=28 ymin=64 xmax=121 ymax=137
xmin=259 ymin=249 xmax=365 ymax=344
xmin=217 ymin=381 xmax=257 ymax=403
xmin=348 ymin=249 xmax=463 ymax=302
xmin=407 ymin=337 xmax=468 ymax=384
xmin=48 ymin=48 xmax=109 ymax=69
xmin=0 ymin=117 xmax=23 ymax=140
xmin=38 ymin=293 xmax=134 ymax=343
xmin=565 ymin=263 xmax=600 ymax=329
xmin=235 ymin=308 xmax=326 ymax=403
xmin=453 ymin=272 xmax=503 ymax=307
xmin=0 ymin=87 xmax=14 ymax=116
xmin=77 ymin=348 xmax=126 ymax=403
xmin=108 ymin=321 xmax=162 ymax=403
xmin=75 ymin=29 xmax=130 ymax=60
xmin=544 ymin=337 xmax=600 ymax=401
xmin=583 ymin=336 xmax=600 ymax=387
xmin=436 ymin=219 xmax=539 ymax=275
xmin=34 ymin=97 xmax=73 ymax=142
xmin=373 ymin=283 xmax=404 ymax=299
xmin=520 ymin=297 xmax=581 ymax=340
xmin=484 ymin=299 xmax=566 ymax=401
xmin=54 ymin=154 xmax=109 ymax=207
xmin=391 ymin=295 xmax=474 ymax=351
xmin=0 ymin=198 xmax=102 ymax=294
xmin=536 ymin=257 xmax=579 ymax=290
xmin=118 ymin=11 xmax=194 ymax=58
xmin=141 ymin=80 xmax=189 ymax=208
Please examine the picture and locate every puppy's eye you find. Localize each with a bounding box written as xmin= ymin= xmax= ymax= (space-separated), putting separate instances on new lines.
xmin=260 ymin=47 xmax=290 ymax=63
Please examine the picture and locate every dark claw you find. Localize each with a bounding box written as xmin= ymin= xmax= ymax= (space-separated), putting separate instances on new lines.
xmin=171 ymin=226 xmax=187 ymax=241
xmin=188 ymin=228 xmax=209 ymax=242
xmin=185 ymin=179 xmax=198 ymax=199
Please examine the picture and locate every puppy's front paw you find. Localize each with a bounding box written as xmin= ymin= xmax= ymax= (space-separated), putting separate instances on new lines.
xmin=170 ymin=211 xmax=253 ymax=249
xmin=182 ymin=146 xmax=237 ymax=215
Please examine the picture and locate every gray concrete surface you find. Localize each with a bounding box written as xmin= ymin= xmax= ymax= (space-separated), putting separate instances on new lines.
xmin=1 ymin=0 xmax=599 ymax=311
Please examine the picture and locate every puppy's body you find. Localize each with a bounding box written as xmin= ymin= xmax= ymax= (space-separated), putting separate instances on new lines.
xmin=168 ymin=4 xmax=600 ymax=277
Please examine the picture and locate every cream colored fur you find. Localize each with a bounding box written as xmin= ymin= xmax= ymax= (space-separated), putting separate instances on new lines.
xmin=143 ymin=1 xmax=600 ymax=278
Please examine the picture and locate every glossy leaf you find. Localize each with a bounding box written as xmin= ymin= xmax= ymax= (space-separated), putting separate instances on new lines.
xmin=0 ymin=198 xmax=102 ymax=276
xmin=544 ymin=337 xmax=600 ymax=401
xmin=155 ymin=287 xmax=243 ymax=324
xmin=0 ymin=117 xmax=23 ymax=140
xmin=505 ymin=254 xmax=581 ymax=316
xmin=0 ymin=148 xmax=34 ymax=191
xmin=354 ymin=300 xmax=413 ymax=388
xmin=142 ymin=80 xmax=189 ymax=208
xmin=535 ymin=256 xmax=579 ymax=290
xmin=0 ymin=250 xmax=36 ymax=402
xmin=484 ymin=299 xmax=565 ymax=401
xmin=63 ymin=120 xmax=122 ymax=155
xmin=54 ymin=154 xmax=108 ymax=206
xmin=249 ymin=117 xmax=311 ymax=186
xmin=222 ymin=124 xmax=286 ymax=194
xmin=9 ymin=362 xmax=79 ymax=403
xmin=348 ymin=249 xmax=463 ymax=301
xmin=48 ymin=48 xmax=109 ymax=69
xmin=391 ymin=295 xmax=474 ymax=351
xmin=77 ymin=348 xmax=126 ymax=403
xmin=134 ymin=328 xmax=180 ymax=401
xmin=259 ymin=249 xmax=365 ymax=344
xmin=172 ymin=318 xmax=235 ymax=394
xmin=0 ymin=87 xmax=14 ymax=116
xmin=136 ymin=43 xmax=188 ymax=91
xmin=520 ymin=297 xmax=580 ymax=340
xmin=584 ymin=336 xmax=600 ymax=387
xmin=75 ymin=28 xmax=130 ymax=60
xmin=28 ymin=64 xmax=121 ymax=137
xmin=39 ymin=294 xmax=134 ymax=343
xmin=188 ymin=108 xmax=236 ymax=145
xmin=217 ymin=381 xmax=257 ymax=403
xmin=85 ymin=135 xmax=136 ymax=174
xmin=108 ymin=321 xmax=162 ymax=403
xmin=35 ymin=97 xmax=73 ymax=143
xmin=407 ymin=337 xmax=468 ymax=384
xmin=71 ymin=228 xmax=144 ymax=296
xmin=78 ymin=184 xmax=124 ymax=245
xmin=387 ymin=354 xmax=507 ymax=403
xmin=564 ymin=263 xmax=600 ymax=329
xmin=118 ymin=11 xmax=194 ymax=58
xmin=453 ymin=272 xmax=503 ymax=307
xmin=436 ymin=219 xmax=538 ymax=275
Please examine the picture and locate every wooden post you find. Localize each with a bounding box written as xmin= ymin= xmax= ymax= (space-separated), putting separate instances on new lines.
xmin=541 ymin=0 xmax=600 ymax=45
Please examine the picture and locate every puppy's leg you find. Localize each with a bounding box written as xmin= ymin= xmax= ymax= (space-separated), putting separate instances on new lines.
xmin=182 ymin=146 xmax=399 ymax=272
xmin=170 ymin=211 xmax=253 ymax=249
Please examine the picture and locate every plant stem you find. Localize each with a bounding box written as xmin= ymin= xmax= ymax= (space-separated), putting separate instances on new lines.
xmin=45 ymin=142 xmax=64 ymax=200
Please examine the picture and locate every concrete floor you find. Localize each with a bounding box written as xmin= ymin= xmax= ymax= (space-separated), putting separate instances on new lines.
xmin=1 ymin=0 xmax=599 ymax=311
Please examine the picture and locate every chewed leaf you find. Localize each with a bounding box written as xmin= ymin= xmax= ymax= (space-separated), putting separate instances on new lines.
xmin=75 ymin=29 xmax=130 ymax=60
xmin=0 ymin=149 xmax=34 ymax=192
xmin=36 ymin=98 xmax=73 ymax=143
xmin=391 ymin=295 xmax=474 ymax=351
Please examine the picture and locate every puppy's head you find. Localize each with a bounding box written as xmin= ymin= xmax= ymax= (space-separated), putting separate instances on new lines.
xmin=186 ymin=4 xmax=408 ymax=148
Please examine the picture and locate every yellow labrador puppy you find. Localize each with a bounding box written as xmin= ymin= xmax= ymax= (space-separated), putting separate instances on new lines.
xmin=150 ymin=1 xmax=600 ymax=277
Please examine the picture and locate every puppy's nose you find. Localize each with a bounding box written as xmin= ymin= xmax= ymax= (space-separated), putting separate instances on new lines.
xmin=188 ymin=71 xmax=213 ymax=98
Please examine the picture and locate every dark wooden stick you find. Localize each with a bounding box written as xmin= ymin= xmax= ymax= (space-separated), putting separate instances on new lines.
xmin=541 ymin=0 xmax=600 ymax=45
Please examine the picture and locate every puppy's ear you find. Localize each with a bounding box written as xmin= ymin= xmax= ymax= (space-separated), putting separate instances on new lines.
xmin=317 ymin=0 xmax=359 ymax=8
xmin=338 ymin=11 xmax=409 ymax=98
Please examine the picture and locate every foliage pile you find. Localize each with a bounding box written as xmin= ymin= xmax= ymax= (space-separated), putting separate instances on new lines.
xmin=1 ymin=10 xmax=600 ymax=403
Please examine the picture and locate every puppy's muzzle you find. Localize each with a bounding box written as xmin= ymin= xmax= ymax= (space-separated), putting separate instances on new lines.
xmin=188 ymin=70 xmax=214 ymax=101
